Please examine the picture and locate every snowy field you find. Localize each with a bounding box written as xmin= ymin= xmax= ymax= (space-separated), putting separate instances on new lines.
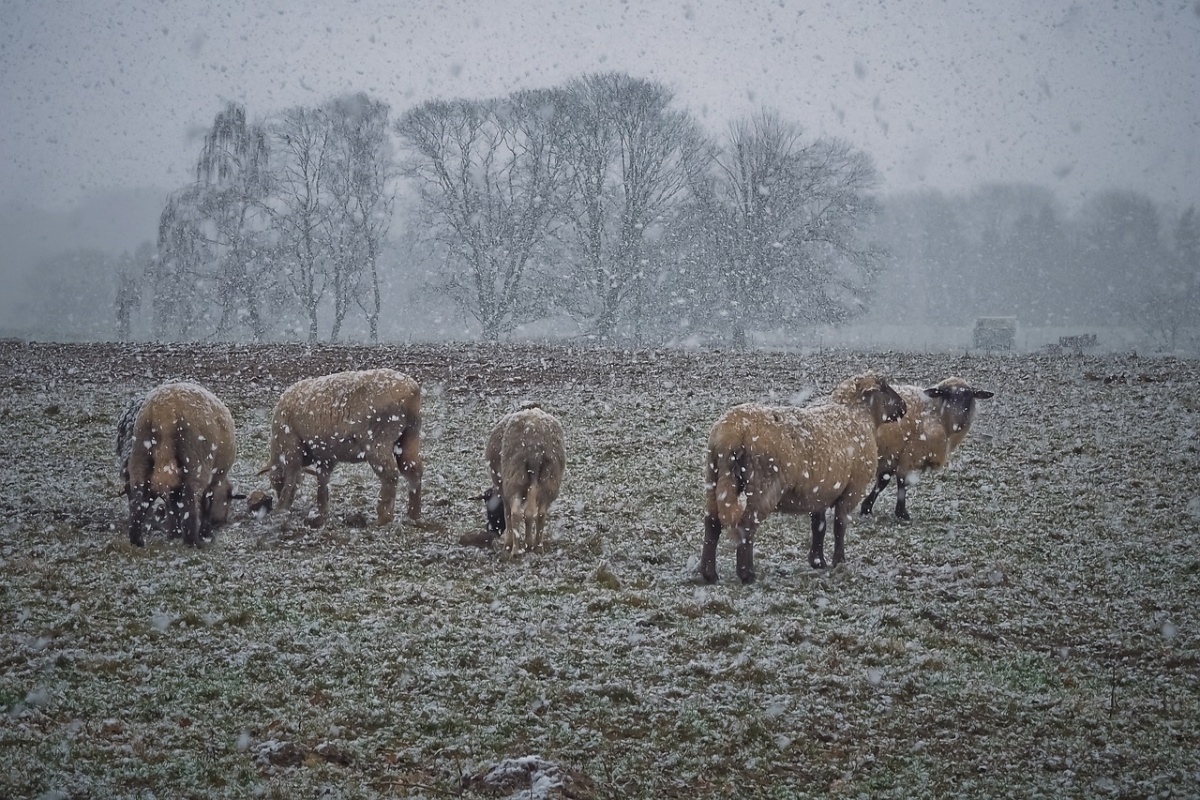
xmin=1 ymin=340 xmax=1198 ymax=799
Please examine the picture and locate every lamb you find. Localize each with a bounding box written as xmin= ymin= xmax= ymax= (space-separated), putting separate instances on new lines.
xmin=860 ymin=377 xmax=994 ymax=520
xmin=700 ymin=372 xmax=906 ymax=584
xmin=483 ymin=404 xmax=566 ymax=557
xmin=263 ymin=369 xmax=423 ymax=527
xmin=122 ymin=382 xmax=237 ymax=548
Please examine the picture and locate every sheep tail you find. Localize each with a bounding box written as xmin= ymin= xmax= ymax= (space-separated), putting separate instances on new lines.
xmin=148 ymin=422 xmax=181 ymax=495
xmin=711 ymin=445 xmax=746 ymax=533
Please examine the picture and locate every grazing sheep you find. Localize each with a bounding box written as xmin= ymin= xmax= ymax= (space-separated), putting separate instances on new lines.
xmin=263 ymin=369 xmax=423 ymax=527
xmin=860 ymin=377 xmax=994 ymax=520
xmin=700 ymin=372 xmax=906 ymax=584
xmin=123 ymin=382 xmax=237 ymax=548
xmin=484 ymin=404 xmax=566 ymax=556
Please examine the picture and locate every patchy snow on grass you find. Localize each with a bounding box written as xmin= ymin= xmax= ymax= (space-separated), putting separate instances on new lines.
xmin=0 ymin=341 xmax=1198 ymax=798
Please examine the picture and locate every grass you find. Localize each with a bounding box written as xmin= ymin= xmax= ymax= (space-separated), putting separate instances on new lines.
xmin=0 ymin=341 xmax=1198 ymax=798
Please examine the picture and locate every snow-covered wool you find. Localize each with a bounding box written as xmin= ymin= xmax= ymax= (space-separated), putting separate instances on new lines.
xmin=700 ymin=372 xmax=906 ymax=583
xmin=123 ymin=382 xmax=237 ymax=547
xmin=263 ymin=368 xmax=423 ymax=526
xmin=860 ymin=377 xmax=994 ymax=520
xmin=115 ymin=390 xmax=146 ymax=494
xmin=484 ymin=404 xmax=566 ymax=557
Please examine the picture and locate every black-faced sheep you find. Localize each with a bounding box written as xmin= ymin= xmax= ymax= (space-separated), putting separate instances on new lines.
xmin=484 ymin=404 xmax=566 ymax=557
xmin=700 ymin=372 xmax=906 ymax=584
xmin=860 ymin=377 xmax=994 ymax=520
xmin=122 ymin=382 xmax=237 ymax=548
xmin=263 ymin=369 xmax=423 ymax=527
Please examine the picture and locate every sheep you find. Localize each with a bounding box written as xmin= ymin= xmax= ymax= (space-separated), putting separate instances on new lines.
xmin=483 ymin=404 xmax=566 ymax=557
xmin=860 ymin=377 xmax=994 ymax=520
xmin=263 ymin=368 xmax=423 ymax=527
xmin=122 ymin=382 xmax=237 ymax=548
xmin=699 ymin=372 xmax=906 ymax=584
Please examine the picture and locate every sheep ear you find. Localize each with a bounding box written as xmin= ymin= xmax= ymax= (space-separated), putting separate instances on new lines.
xmin=256 ymin=465 xmax=272 ymax=476
xmin=972 ymin=389 xmax=995 ymax=399
xmin=923 ymin=385 xmax=947 ymax=398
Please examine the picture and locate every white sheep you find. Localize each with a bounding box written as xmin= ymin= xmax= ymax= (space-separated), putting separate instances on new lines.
xmin=122 ymin=382 xmax=237 ymax=547
xmin=263 ymin=369 xmax=423 ymax=527
xmin=860 ymin=377 xmax=994 ymax=520
xmin=484 ymin=404 xmax=566 ymax=557
xmin=700 ymin=372 xmax=907 ymax=583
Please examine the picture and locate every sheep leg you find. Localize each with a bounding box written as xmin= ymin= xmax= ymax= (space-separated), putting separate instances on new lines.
xmin=370 ymin=453 xmax=400 ymax=526
xmin=180 ymin=483 xmax=203 ymax=548
xmin=894 ymin=477 xmax=911 ymax=521
xmin=808 ymin=511 xmax=828 ymax=568
xmin=312 ymin=463 xmax=336 ymax=527
xmin=199 ymin=488 xmax=215 ymax=540
xmin=164 ymin=487 xmax=186 ymax=540
xmin=860 ymin=472 xmax=892 ymax=515
xmin=531 ymin=508 xmax=547 ymax=553
xmin=525 ymin=481 xmax=540 ymax=552
xmin=128 ymin=485 xmax=152 ymax=547
xmin=832 ymin=505 xmax=849 ymax=566
xmin=735 ymin=515 xmax=758 ymax=584
xmin=700 ymin=511 xmax=722 ymax=584
xmin=524 ymin=511 xmax=536 ymax=553
xmin=275 ymin=462 xmax=301 ymax=513
xmin=503 ymin=500 xmax=522 ymax=558
xmin=395 ymin=428 xmax=423 ymax=520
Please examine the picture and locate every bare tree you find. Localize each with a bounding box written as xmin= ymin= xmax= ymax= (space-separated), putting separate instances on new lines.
xmin=395 ymin=89 xmax=570 ymax=341
xmin=558 ymin=73 xmax=710 ymax=341
xmin=270 ymin=104 xmax=332 ymax=342
xmin=700 ymin=110 xmax=883 ymax=347
xmin=114 ymin=244 xmax=152 ymax=341
xmin=196 ymin=103 xmax=272 ymax=340
xmin=155 ymin=102 xmax=272 ymax=341
xmin=325 ymin=93 xmax=395 ymax=343
xmin=153 ymin=186 xmax=211 ymax=339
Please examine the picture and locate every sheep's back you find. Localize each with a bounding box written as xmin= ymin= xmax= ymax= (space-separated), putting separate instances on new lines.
xmin=129 ymin=383 xmax=236 ymax=487
xmin=274 ymin=369 xmax=419 ymax=456
xmin=712 ymin=403 xmax=878 ymax=511
xmin=488 ymin=409 xmax=566 ymax=499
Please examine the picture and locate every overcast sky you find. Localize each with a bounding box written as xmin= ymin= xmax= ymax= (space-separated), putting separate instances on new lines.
xmin=2 ymin=0 xmax=1198 ymax=212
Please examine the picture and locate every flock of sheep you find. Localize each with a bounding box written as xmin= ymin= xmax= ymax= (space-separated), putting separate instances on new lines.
xmin=116 ymin=365 xmax=992 ymax=582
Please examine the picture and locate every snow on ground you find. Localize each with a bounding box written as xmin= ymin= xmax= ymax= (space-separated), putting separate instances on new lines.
xmin=0 ymin=340 xmax=1197 ymax=798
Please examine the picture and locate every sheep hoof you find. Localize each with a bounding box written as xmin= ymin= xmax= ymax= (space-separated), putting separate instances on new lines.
xmin=895 ymin=510 xmax=912 ymax=522
xmin=738 ymin=570 xmax=757 ymax=585
xmin=809 ymin=554 xmax=827 ymax=569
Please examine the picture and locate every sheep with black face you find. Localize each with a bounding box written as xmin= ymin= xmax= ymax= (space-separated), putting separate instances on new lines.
xmin=860 ymin=377 xmax=994 ymax=521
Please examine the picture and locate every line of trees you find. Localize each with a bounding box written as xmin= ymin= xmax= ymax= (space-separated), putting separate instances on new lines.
xmin=878 ymin=184 xmax=1200 ymax=350
xmin=128 ymin=72 xmax=882 ymax=345
xmin=23 ymin=71 xmax=1193 ymax=350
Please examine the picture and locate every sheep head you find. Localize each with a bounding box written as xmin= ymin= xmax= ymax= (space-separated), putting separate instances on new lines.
xmin=924 ymin=377 xmax=995 ymax=401
xmin=834 ymin=371 xmax=907 ymax=425
xmin=923 ymin=377 xmax=993 ymax=433
xmin=482 ymin=486 xmax=506 ymax=537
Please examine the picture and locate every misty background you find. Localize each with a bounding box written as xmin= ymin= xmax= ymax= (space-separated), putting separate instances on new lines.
xmin=2 ymin=0 xmax=1198 ymax=351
